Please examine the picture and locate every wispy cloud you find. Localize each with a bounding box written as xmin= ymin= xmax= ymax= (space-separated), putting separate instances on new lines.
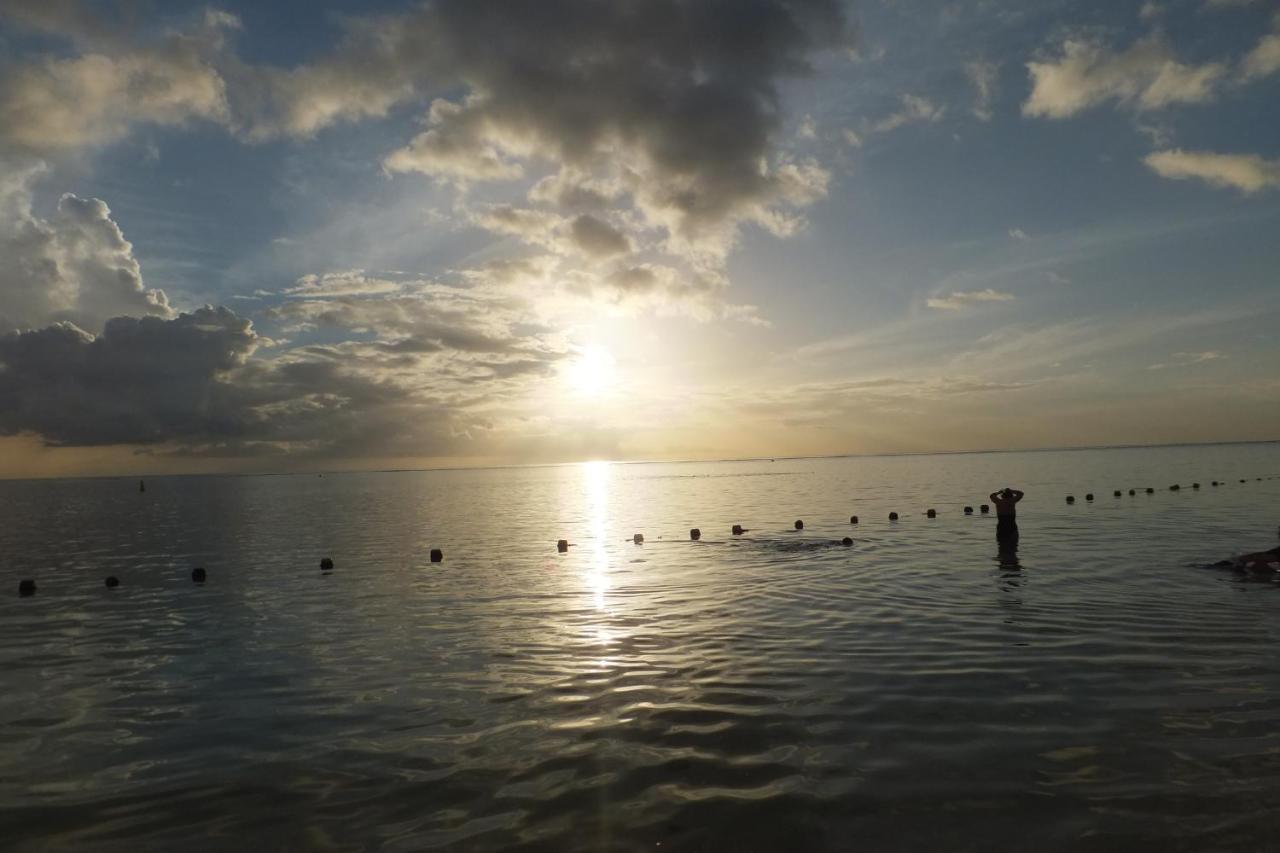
xmin=870 ymin=94 xmax=945 ymax=133
xmin=1147 ymin=350 xmax=1226 ymax=370
xmin=927 ymin=289 xmax=1016 ymax=310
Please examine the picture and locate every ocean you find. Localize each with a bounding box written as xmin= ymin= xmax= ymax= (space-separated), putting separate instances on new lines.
xmin=2 ymin=443 xmax=1280 ymax=851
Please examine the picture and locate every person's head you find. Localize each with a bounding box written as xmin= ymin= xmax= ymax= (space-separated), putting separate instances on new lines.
xmin=1000 ymin=487 xmax=1014 ymax=499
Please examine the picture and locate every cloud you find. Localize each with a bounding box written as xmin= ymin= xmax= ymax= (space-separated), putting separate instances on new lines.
xmin=0 ymin=307 xmax=257 ymax=446
xmin=1241 ymin=30 xmax=1280 ymax=81
xmin=366 ymin=0 xmax=850 ymax=260
xmin=1023 ymin=36 xmax=1226 ymax=118
xmin=1144 ymin=149 xmax=1280 ymax=193
xmin=841 ymin=129 xmax=863 ymax=148
xmin=1008 ymin=227 xmax=1029 ymax=241
xmin=0 ymin=16 xmax=234 ymax=153
xmin=0 ymin=162 xmax=172 ymax=333
xmin=870 ymin=94 xmax=945 ymax=133
xmin=568 ymin=214 xmax=631 ymax=258
xmin=1147 ymin=350 xmax=1226 ymax=370
xmin=926 ymin=289 xmax=1016 ymax=310
xmin=965 ymin=60 xmax=999 ymax=121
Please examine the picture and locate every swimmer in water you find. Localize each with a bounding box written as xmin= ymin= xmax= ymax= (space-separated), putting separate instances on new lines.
xmin=989 ymin=487 xmax=1023 ymax=546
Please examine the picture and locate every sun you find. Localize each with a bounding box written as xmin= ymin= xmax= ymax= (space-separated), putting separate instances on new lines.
xmin=565 ymin=345 xmax=617 ymax=397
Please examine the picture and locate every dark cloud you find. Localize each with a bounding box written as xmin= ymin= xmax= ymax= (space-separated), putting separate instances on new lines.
xmin=209 ymin=0 xmax=848 ymax=262
xmin=0 ymin=307 xmax=255 ymax=445
xmin=569 ymin=214 xmax=631 ymax=257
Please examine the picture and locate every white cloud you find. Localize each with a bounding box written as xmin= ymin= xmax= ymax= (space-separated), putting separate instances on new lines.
xmin=0 ymin=162 xmax=172 ymax=334
xmin=1144 ymin=149 xmax=1280 ymax=193
xmin=0 ymin=19 xmax=234 ymax=153
xmin=1023 ymin=36 xmax=1226 ymax=118
xmin=926 ymin=289 xmax=1016 ymax=310
xmin=841 ymin=128 xmax=863 ymax=148
xmin=1241 ymin=30 xmax=1280 ymax=81
xmin=1008 ymin=227 xmax=1029 ymax=241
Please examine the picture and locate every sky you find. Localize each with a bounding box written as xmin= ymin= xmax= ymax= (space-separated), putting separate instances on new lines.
xmin=0 ymin=0 xmax=1277 ymax=478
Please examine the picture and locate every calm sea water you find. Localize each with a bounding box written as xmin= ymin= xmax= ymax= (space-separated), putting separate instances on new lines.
xmin=2 ymin=443 xmax=1280 ymax=852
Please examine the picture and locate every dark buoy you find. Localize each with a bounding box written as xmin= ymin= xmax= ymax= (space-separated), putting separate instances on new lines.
xmin=1240 ymin=479 xmax=1246 ymax=483
xmin=1129 ymin=489 xmax=1135 ymax=495
xmin=980 ymin=504 xmax=990 ymax=514
xmin=850 ymin=515 xmax=859 ymax=525
xmin=690 ymin=528 xmax=701 ymax=541
xmin=633 ymin=533 xmax=644 ymax=544
xmin=1066 ymin=495 xmax=1075 ymax=504
xmin=1113 ymin=490 xmax=1121 ymax=497
xmin=841 ymin=537 xmax=853 ymax=546
xmin=732 ymin=524 xmax=745 ymax=535
xmin=926 ymin=509 xmax=937 ymax=518
xmin=429 ymin=548 xmax=443 ymax=563
xmin=18 ymin=579 xmax=36 ymax=596
xmin=1212 ymin=481 xmax=1219 ymax=486
xmin=1145 ymin=487 xmax=1154 ymax=494
xmin=1193 ymin=483 xmax=1200 ymax=489
xmin=964 ymin=506 xmax=974 ymax=515
xmin=794 ymin=520 xmax=804 ymax=530
xmin=889 ymin=512 xmax=899 ymax=521
xmin=139 ymin=479 xmax=145 ymax=493
xmin=557 ymin=539 xmax=569 ymax=553
xmin=320 ymin=557 xmax=334 ymax=571
xmin=1085 ymin=493 xmax=1094 ymax=501
xmin=1170 ymin=484 xmax=1180 ymax=491
xmin=191 ymin=567 xmax=207 ymax=583
xmin=105 ymin=576 xmax=120 ymax=589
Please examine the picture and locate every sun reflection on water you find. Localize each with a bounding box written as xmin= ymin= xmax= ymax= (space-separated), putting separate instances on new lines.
xmin=582 ymin=460 xmax=612 ymax=610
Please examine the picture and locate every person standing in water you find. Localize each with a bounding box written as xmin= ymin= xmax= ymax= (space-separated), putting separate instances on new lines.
xmin=989 ymin=487 xmax=1023 ymax=546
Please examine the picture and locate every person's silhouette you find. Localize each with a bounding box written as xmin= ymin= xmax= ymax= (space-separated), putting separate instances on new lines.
xmin=989 ymin=487 xmax=1023 ymax=547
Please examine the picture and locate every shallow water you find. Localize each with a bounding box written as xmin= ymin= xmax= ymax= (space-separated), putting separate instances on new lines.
xmin=3 ymin=443 xmax=1280 ymax=852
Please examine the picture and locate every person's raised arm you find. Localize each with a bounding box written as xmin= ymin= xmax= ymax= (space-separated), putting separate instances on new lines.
xmin=1010 ymin=489 xmax=1024 ymax=502
xmin=989 ymin=491 xmax=1001 ymax=503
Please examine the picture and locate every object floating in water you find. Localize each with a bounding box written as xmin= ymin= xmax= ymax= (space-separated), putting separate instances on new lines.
xmin=430 ymin=548 xmax=443 ymax=563
xmin=320 ymin=557 xmax=334 ymax=571
xmin=18 ymin=579 xmax=36 ymax=596
xmin=104 ymin=576 xmax=119 ymax=589
xmin=191 ymin=568 xmax=207 ymax=583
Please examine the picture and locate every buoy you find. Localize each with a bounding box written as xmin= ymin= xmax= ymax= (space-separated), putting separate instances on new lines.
xmin=849 ymin=515 xmax=859 ymax=524
xmin=105 ymin=576 xmax=120 ymax=588
xmin=980 ymin=505 xmax=990 ymax=514
xmin=964 ymin=506 xmax=973 ymax=515
xmin=690 ymin=528 xmax=701 ymax=540
xmin=889 ymin=512 xmax=899 ymax=521
xmin=794 ymin=520 xmax=804 ymax=530
xmin=1129 ymin=489 xmax=1135 ymax=495
xmin=429 ymin=548 xmax=443 ymax=563
xmin=1113 ymin=490 xmax=1122 ymax=497
xmin=732 ymin=524 xmax=745 ymax=536
xmin=1085 ymin=493 xmax=1094 ymax=501
xmin=1193 ymin=483 xmax=1200 ymax=489
xmin=139 ymin=480 xmax=145 ymax=493
xmin=1145 ymin=488 xmax=1154 ymax=494
xmin=557 ymin=539 xmax=569 ymax=553
xmin=1240 ymin=479 xmax=1246 ymax=483
xmin=18 ymin=579 xmax=36 ymax=596
xmin=841 ymin=537 xmax=853 ymax=546
xmin=1212 ymin=481 xmax=1219 ymax=486
xmin=926 ymin=509 xmax=937 ymax=518
xmin=320 ymin=557 xmax=334 ymax=570
xmin=1170 ymin=484 xmax=1180 ymax=491
xmin=1066 ymin=495 xmax=1075 ymax=504
xmin=633 ymin=533 xmax=644 ymax=544
xmin=191 ymin=567 xmax=207 ymax=583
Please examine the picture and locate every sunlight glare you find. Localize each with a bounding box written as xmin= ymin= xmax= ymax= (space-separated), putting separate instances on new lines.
xmin=565 ymin=346 xmax=617 ymax=397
